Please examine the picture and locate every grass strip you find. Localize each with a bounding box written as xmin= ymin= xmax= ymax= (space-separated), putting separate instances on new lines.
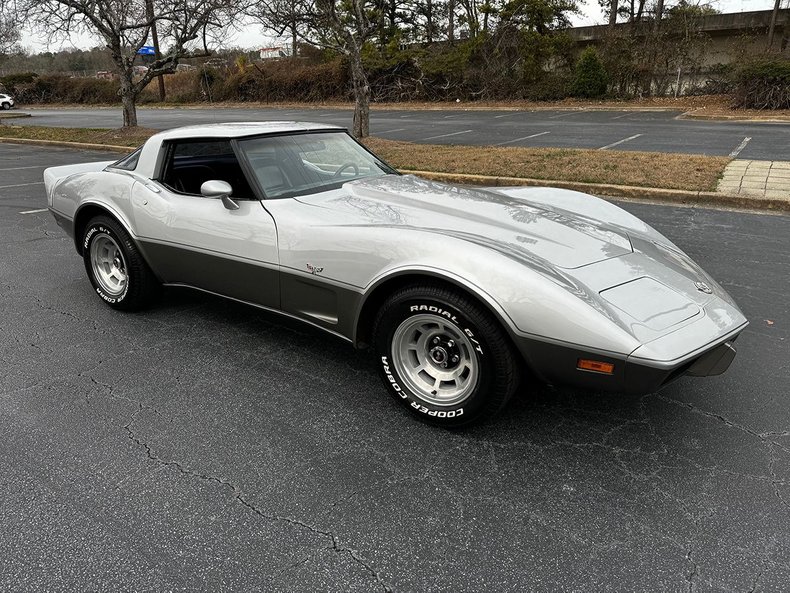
xmin=0 ymin=125 xmax=157 ymax=148
xmin=0 ymin=125 xmax=729 ymax=192
xmin=363 ymin=138 xmax=729 ymax=192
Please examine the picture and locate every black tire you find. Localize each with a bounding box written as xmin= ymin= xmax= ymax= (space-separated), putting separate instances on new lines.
xmin=82 ymin=215 xmax=159 ymax=311
xmin=1 ymin=103 xmax=10 ymax=110
xmin=373 ymin=283 xmax=519 ymax=428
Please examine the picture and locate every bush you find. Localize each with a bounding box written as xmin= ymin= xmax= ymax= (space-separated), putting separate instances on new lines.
xmin=525 ymin=73 xmax=571 ymax=101
xmin=733 ymin=58 xmax=790 ymax=110
xmin=11 ymin=74 xmax=119 ymax=104
xmin=571 ymin=47 xmax=608 ymax=99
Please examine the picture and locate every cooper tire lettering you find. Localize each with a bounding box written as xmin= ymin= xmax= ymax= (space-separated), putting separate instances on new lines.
xmin=374 ymin=285 xmax=517 ymax=427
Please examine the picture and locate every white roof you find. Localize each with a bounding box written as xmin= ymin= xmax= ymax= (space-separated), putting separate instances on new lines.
xmin=151 ymin=121 xmax=343 ymax=141
xmin=136 ymin=122 xmax=345 ymax=177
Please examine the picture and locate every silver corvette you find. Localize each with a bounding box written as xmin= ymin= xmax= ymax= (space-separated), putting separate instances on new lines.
xmin=45 ymin=122 xmax=748 ymax=426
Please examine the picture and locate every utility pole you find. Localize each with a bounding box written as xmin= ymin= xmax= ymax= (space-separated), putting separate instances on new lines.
xmin=145 ymin=0 xmax=166 ymax=101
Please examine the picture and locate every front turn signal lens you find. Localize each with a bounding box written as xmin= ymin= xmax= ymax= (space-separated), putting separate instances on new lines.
xmin=577 ymin=359 xmax=615 ymax=375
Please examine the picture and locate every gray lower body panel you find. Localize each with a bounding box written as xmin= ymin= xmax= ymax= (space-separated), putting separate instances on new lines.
xmin=139 ymin=240 xmax=362 ymax=340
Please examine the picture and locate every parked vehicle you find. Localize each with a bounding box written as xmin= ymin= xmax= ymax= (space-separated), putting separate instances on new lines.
xmin=0 ymin=93 xmax=15 ymax=109
xmin=44 ymin=122 xmax=748 ymax=426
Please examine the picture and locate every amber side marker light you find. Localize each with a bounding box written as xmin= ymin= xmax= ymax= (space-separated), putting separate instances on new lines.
xmin=577 ymin=359 xmax=615 ymax=375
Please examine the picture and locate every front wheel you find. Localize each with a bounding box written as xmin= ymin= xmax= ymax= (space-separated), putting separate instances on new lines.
xmin=82 ymin=216 xmax=159 ymax=311
xmin=373 ymin=284 xmax=519 ymax=428
xmin=1 ymin=103 xmax=10 ymax=110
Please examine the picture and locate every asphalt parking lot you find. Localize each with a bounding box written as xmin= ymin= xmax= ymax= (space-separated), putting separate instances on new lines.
xmin=1 ymin=142 xmax=789 ymax=592
xmin=18 ymin=105 xmax=790 ymax=161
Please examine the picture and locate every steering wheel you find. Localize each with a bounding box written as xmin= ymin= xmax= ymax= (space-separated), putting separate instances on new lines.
xmin=333 ymin=162 xmax=359 ymax=178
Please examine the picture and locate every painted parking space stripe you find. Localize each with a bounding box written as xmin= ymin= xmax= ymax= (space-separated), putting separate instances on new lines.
xmin=548 ymin=111 xmax=584 ymax=119
xmin=611 ymin=112 xmax=634 ymax=120
xmin=494 ymin=112 xmax=520 ymax=119
xmin=494 ymin=131 xmax=551 ymax=146
xmin=423 ymin=129 xmax=473 ymax=141
xmin=0 ymin=181 xmax=44 ymax=189
xmin=19 ymin=208 xmax=48 ymax=214
xmin=599 ymin=134 xmax=643 ymax=150
xmin=377 ymin=128 xmax=406 ymax=134
xmin=729 ymin=136 xmax=752 ymax=158
xmin=0 ymin=165 xmax=47 ymax=171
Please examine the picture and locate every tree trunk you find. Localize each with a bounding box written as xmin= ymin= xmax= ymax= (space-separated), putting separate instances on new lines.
xmin=145 ymin=0 xmax=165 ymax=101
xmin=292 ymin=20 xmax=298 ymax=58
xmin=119 ymin=67 xmax=139 ymax=128
xmin=448 ymin=0 xmax=455 ymax=42
xmin=653 ymin=0 xmax=665 ymax=32
xmin=349 ymin=49 xmax=370 ymax=138
xmin=121 ymin=91 xmax=138 ymax=128
xmin=426 ymin=0 xmax=433 ymax=43
xmin=635 ymin=0 xmax=646 ymax=22
xmin=768 ymin=0 xmax=782 ymax=50
xmin=609 ymin=0 xmax=618 ymax=28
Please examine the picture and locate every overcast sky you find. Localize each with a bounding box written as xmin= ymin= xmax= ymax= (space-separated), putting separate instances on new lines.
xmin=19 ymin=0 xmax=780 ymax=54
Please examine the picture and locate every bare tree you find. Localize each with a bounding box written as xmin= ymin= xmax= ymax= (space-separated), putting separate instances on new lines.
xmin=253 ymin=0 xmax=379 ymax=137
xmin=312 ymin=0 xmax=379 ymax=137
xmin=248 ymin=0 xmax=306 ymax=58
xmin=8 ymin=0 xmax=237 ymax=127
xmin=0 ymin=14 xmax=20 ymax=55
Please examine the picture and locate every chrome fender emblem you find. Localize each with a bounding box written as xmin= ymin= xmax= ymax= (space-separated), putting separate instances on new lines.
xmin=695 ymin=281 xmax=713 ymax=294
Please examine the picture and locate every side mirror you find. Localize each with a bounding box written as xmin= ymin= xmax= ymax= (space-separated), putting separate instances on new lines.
xmin=200 ymin=179 xmax=239 ymax=210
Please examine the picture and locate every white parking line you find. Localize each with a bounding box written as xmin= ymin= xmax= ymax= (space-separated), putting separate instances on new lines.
xmin=599 ymin=134 xmax=643 ymax=150
xmin=19 ymin=208 xmax=48 ymax=214
xmin=494 ymin=131 xmax=551 ymax=146
xmin=729 ymin=136 xmax=752 ymax=158
xmin=494 ymin=112 xmax=520 ymax=119
xmin=443 ymin=115 xmax=458 ymax=119
xmin=611 ymin=112 xmax=633 ymax=120
xmin=0 ymin=181 xmax=44 ymax=189
xmin=377 ymin=128 xmax=406 ymax=134
xmin=548 ymin=111 xmax=583 ymax=119
xmin=423 ymin=129 xmax=473 ymax=141
xmin=0 ymin=165 xmax=46 ymax=171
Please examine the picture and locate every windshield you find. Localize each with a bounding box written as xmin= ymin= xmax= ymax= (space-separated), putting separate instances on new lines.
xmin=237 ymin=131 xmax=396 ymax=199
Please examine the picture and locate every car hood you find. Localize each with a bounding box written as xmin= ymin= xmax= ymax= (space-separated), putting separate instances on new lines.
xmin=298 ymin=174 xmax=633 ymax=269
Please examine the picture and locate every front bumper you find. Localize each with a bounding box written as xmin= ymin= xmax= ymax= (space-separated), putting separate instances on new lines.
xmin=515 ymin=322 xmax=747 ymax=395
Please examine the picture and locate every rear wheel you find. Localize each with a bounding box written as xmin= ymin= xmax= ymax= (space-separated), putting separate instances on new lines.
xmin=1 ymin=103 xmax=10 ymax=110
xmin=82 ymin=216 xmax=158 ymax=311
xmin=373 ymin=283 xmax=519 ymax=428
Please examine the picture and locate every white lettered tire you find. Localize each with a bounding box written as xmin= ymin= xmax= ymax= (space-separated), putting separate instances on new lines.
xmin=82 ymin=216 xmax=159 ymax=311
xmin=373 ymin=283 xmax=519 ymax=427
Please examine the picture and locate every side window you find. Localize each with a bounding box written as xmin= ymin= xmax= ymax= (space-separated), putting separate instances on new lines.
xmin=110 ymin=147 xmax=142 ymax=171
xmin=161 ymin=139 xmax=254 ymax=198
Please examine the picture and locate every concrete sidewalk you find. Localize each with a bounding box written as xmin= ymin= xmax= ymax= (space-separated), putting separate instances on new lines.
xmin=717 ymin=160 xmax=790 ymax=199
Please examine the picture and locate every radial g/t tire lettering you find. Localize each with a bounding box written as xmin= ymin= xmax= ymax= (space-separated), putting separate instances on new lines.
xmin=373 ymin=283 xmax=519 ymax=427
xmin=82 ymin=215 xmax=159 ymax=311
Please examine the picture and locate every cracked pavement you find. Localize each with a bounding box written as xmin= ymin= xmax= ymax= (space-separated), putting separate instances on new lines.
xmin=1 ymin=143 xmax=789 ymax=592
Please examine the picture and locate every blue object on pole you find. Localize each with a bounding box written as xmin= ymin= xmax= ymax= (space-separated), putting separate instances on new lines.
xmin=137 ymin=46 xmax=156 ymax=55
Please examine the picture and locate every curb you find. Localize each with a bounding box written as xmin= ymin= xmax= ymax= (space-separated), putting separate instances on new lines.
xmin=402 ymin=170 xmax=790 ymax=212
xmin=1 ymin=137 xmax=786 ymax=212
xmin=0 ymin=137 xmax=132 ymax=153
xmin=678 ymin=112 xmax=790 ymax=124
xmin=0 ymin=112 xmax=32 ymax=120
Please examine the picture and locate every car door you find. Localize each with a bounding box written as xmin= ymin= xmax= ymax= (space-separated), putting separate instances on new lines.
xmin=130 ymin=138 xmax=280 ymax=309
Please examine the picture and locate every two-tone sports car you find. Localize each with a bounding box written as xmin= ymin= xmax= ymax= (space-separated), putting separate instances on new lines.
xmin=44 ymin=122 xmax=748 ymax=427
